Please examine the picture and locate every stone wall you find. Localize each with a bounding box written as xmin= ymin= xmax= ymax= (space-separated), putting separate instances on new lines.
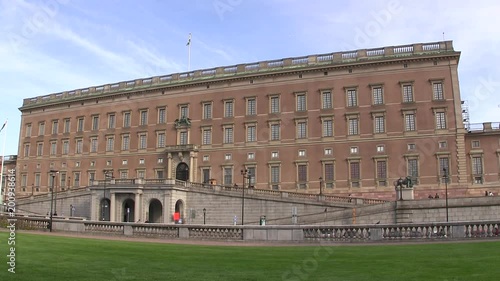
xmin=15 ymin=188 xmax=91 ymax=218
xmin=396 ymin=196 xmax=500 ymax=223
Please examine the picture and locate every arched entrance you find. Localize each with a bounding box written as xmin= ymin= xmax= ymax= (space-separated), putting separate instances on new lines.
xmin=100 ymin=198 xmax=111 ymax=221
xmin=123 ymin=199 xmax=135 ymax=222
xmin=148 ymin=199 xmax=163 ymax=223
xmin=176 ymin=162 xmax=189 ymax=181
xmin=174 ymin=200 xmax=184 ymax=223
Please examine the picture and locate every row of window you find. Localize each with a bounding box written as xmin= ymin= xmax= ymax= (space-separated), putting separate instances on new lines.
xmin=19 ymin=154 xmax=486 ymax=191
xmin=24 ymin=81 xmax=446 ymax=137
xmin=23 ymin=111 xmax=450 ymax=157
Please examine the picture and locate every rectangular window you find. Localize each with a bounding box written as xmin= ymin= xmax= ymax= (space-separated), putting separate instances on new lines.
xmin=271 ymin=124 xmax=280 ymax=141
xmin=77 ymin=118 xmax=84 ymax=132
xmin=139 ymin=134 xmax=147 ymax=149
xmin=157 ymin=132 xmax=166 ymax=148
xmin=36 ymin=142 xmax=43 ymax=156
xmin=88 ymin=172 xmax=96 ymax=186
xmin=247 ymin=98 xmax=256 ymax=115
xmin=202 ymin=169 xmax=210 ymax=183
xmin=439 ymin=157 xmax=450 ymax=183
xmin=24 ymin=143 xmax=30 ymax=157
xmin=376 ymin=160 xmax=387 ymax=186
xmin=247 ymin=125 xmax=256 ymax=142
xmin=203 ymin=103 xmax=212 ymax=119
xmin=38 ymin=122 xmax=45 ymax=135
xmin=140 ymin=110 xmax=148 ymax=126
xmin=247 ymin=167 xmax=256 ymax=186
xmin=403 ymin=84 xmax=414 ymax=102
xmin=324 ymin=163 xmax=334 ymax=188
xmin=156 ymin=170 xmax=164 ymax=179
xmin=25 ymin=123 xmax=32 ymax=137
xmin=52 ymin=120 xmax=58 ymax=134
xmin=223 ymin=167 xmax=232 ymax=186
xmin=202 ymin=128 xmax=211 ymax=145
xmin=92 ymin=115 xmax=99 ymax=131
xmin=346 ymin=89 xmax=358 ymax=107
xmin=224 ymin=127 xmax=233 ymax=144
xmin=123 ymin=112 xmax=131 ymax=128
xmin=50 ymin=141 xmax=57 ymax=155
xmin=472 ymin=157 xmax=483 ymax=175
xmin=270 ymin=166 xmax=280 ymax=190
xmin=472 ymin=140 xmax=480 ymax=148
xmin=435 ymin=112 xmax=446 ymax=129
xmin=73 ymin=172 xmax=80 ymax=187
xmin=108 ymin=114 xmax=115 ymax=129
xmin=90 ymin=137 xmax=98 ymax=152
xmin=472 ymin=156 xmax=483 ymax=184
xmin=372 ymin=87 xmax=384 ymax=105
xmin=374 ymin=116 xmax=385 ymax=134
xmin=348 ymin=118 xmax=359 ymax=135
xmin=296 ymin=94 xmax=306 ymax=111
xmin=35 ymin=173 xmax=41 ymax=187
xmin=64 ymin=119 xmax=70 ymax=133
xmin=122 ymin=134 xmax=130 ymax=150
xmin=270 ymin=96 xmax=280 ymax=113
xmin=106 ymin=136 xmax=114 ymax=152
xmin=433 ymin=82 xmax=444 ymax=100
xmin=405 ymin=113 xmax=416 ymax=131
xmin=180 ymin=105 xmax=189 ymax=118
xmin=158 ymin=107 xmax=166 ymax=124
xmin=408 ymin=159 xmax=419 ymax=183
xmin=322 ymin=91 xmax=333 ymax=109
xmin=179 ymin=131 xmax=188 ymax=145
xmin=21 ymin=174 xmax=27 ymax=187
xmin=60 ymin=173 xmax=66 ymax=188
xmin=298 ymin=165 xmax=307 ymax=188
xmin=323 ymin=119 xmax=333 ymax=137
xmin=297 ymin=121 xmax=307 ymax=139
xmin=224 ymin=100 xmax=234 ymax=118
xmin=62 ymin=140 xmax=69 ymax=155
xmin=120 ymin=170 xmax=128 ymax=179
xmin=76 ymin=139 xmax=83 ymax=154
xmin=350 ymin=162 xmax=360 ymax=187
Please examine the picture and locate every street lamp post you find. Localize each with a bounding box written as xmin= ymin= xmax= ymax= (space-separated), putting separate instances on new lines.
xmin=49 ymin=169 xmax=58 ymax=232
xmin=443 ymin=168 xmax=449 ymax=222
xmin=319 ymin=177 xmax=324 ymax=196
xmin=240 ymin=169 xmax=247 ymax=226
xmin=203 ymin=208 xmax=206 ymax=225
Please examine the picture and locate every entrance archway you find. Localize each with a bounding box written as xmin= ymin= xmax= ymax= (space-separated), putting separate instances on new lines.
xmin=123 ymin=199 xmax=135 ymax=222
xmin=176 ymin=162 xmax=189 ymax=181
xmin=100 ymin=198 xmax=111 ymax=221
xmin=148 ymin=199 xmax=163 ymax=223
xmin=174 ymin=200 xmax=184 ymax=223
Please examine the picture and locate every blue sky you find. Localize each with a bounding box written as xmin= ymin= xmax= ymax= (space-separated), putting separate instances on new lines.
xmin=1 ymin=0 xmax=499 ymax=155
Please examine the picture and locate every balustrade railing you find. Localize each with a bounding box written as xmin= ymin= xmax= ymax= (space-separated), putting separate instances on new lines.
xmin=3 ymin=215 xmax=500 ymax=243
xmin=188 ymin=226 xmax=243 ymax=240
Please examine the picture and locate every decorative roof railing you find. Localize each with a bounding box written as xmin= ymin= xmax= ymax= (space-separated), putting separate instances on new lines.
xmin=22 ymin=41 xmax=455 ymax=108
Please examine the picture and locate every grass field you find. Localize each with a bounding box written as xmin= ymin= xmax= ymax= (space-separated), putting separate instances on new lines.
xmin=1 ymin=232 xmax=499 ymax=281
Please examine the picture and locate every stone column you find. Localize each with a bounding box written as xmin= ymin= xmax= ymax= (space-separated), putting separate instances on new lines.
xmin=167 ymin=153 xmax=173 ymax=179
xmin=189 ymin=152 xmax=194 ymax=182
xmin=134 ymin=193 xmax=141 ymax=222
xmin=110 ymin=193 xmax=116 ymax=222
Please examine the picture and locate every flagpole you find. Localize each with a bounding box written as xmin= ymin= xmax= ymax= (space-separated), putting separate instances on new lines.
xmin=0 ymin=119 xmax=8 ymax=210
xmin=187 ymin=33 xmax=191 ymax=72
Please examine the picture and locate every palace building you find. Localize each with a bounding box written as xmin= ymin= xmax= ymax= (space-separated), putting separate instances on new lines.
xmin=15 ymin=40 xmax=500 ymax=201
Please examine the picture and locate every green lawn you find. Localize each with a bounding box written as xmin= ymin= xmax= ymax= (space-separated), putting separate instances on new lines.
xmin=0 ymin=232 xmax=499 ymax=281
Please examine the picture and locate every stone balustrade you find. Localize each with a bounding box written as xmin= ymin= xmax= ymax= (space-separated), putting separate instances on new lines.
xmin=3 ymin=215 xmax=498 ymax=243
xmin=21 ymin=41 xmax=455 ymax=109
